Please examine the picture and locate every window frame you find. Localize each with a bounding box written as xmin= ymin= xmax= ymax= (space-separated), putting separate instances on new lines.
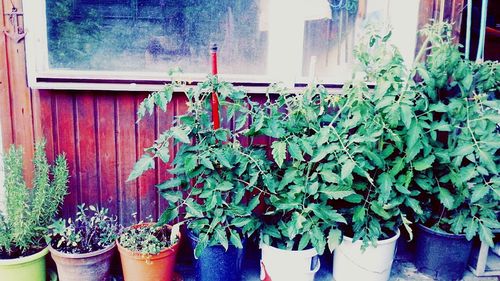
xmin=24 ymin=0 xmax=421 ymax=92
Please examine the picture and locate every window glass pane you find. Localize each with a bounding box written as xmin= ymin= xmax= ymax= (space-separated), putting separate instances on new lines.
xmin=45 ymin=0 xmax=419 ymax=79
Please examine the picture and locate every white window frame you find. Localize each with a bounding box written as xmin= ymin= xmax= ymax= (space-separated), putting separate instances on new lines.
xmin=23 ymin=0 xmax=421 ymax=92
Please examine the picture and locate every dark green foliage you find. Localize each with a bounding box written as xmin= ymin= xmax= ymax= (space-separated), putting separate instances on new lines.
xmin=410 ymin=23 xmax=500 ymax=246
xmin=48 ymin=204 xmax=119 ymax=254
xmin=129 ymin=76 xmax=271 ymax=258
xmin=0 ymin=140 xmax=69 ymax=258
xmin=247 ymin=85 xmax=348 ymax=254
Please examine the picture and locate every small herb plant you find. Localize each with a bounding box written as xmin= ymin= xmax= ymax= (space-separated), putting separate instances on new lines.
xmin=410 ymin=23 xmax=500 ymax=246
xmin=0 ymin=140 xmax=69 ymax=258
xmin=48 ymin=204 xmax=119 ymax=254
xmin=118 ymin=223 xmax=178 ymax=256
xmin=128 ymin=76 xmax=271 ymax=257
xmin=247 ymin=84 xmax=349 ymax=254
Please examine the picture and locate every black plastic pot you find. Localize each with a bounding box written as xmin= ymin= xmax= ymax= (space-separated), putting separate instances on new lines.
xmin=415 ymin=224 xmax=473 ymax=281
xmin=187 ymin=230 xmax=245 ymax=281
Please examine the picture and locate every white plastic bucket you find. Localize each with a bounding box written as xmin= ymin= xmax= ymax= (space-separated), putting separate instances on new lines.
xmin=260 ymin=243 xmax=320 ymax=281
xmin=332 ymin=230 xmax=400 ymax=281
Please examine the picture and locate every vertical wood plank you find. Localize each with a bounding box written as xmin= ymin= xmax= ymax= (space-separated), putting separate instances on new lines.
xmin=54 ymin=93 xmax=79 ymax=218
xmin=0 ymin=0 xmax=13 ymax=152
xmin=37 ymin=90 xmax=55 ymax=163
xmin=75 ymin=93 xmax=99 ymax=206
xmin=96 ymin=94 xmax=119 ymax=217
xmin=2 ymin=0 xmax=34 ymax=181
xmin=136 ymin=94 xmax=158 ymax=221
xmin=116 ymin=94 xmax=138 ymax=226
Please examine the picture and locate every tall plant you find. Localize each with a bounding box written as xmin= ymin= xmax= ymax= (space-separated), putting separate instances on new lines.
xmin=247 ymin=84 xmax=349 ymax=254
xmin=0 ymin=140 xmax=69 ymax=258
xmin=128 ymin=76 xmax=271 ymax=257
xmin=312 ymin=27 xmax=421 ymax=247
xmin=410 ymin=23 xmax=499 ymax=246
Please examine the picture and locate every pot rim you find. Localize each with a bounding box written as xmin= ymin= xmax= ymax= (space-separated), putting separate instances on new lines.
xmin=260 ymin=242 xmax=318 ymax=255
xmin=49 ymin=242 xmax=116 ymax=259
xmin=0 ymin=247 xmax=49 ymax=266
xmin=417 ymin=223 xmax=467 ymax=239
xmin=116 ymin=222 xmax=181 ymax=261
xmin=343 ymin=229 xmax=401 ymax=245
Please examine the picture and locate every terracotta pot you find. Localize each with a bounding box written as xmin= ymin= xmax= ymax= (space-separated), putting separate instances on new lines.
xmin=117 ymin=223 xmax=181 ymax=281
xmin=49 ymin=242 xmax=115 ymax=281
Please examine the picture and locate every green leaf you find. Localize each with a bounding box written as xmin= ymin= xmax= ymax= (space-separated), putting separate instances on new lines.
xmin=470 ymin=185 xmax=489 ymax=203
xmin=171 ymin=127 xmax=191 ymax=144
xmin=370 ymin=202 xmax=391 ymax=220
xmin=235 ymin=114 xmax=247 ymax=131
xmin=232 ymin=217 xmax=254 ymax=228
xmin=320 ymin=170 xmax=339 ymax=183
xmin=310 ymin=144 xmax=339 ymax=163
xmin=413 ymin=155 xmax=435 ymax=171
xmin=317 ymin=127 xmax=330 ymax=146
xmin=341 ymin=159 xmax=355 ymax=180
xmin=307 ymin=182 xmax=319 ymax=195
xmin=478 ymin=223 xmax=494 ymax=247
xmin=157 ymin=146 xmax=170 ymax=163
xmin=271 ymin=141 xmax=287 ymax=168
xmin=214 ymin=129 xmax=229 ymax=141
xmin=288 ymin=142 xmax=304 ymax=161
xmin=451 ymin=144 xmax=474 ymax=157
xmin=298 ymin=232 xmax=311 ymax=251
xmin=247 ymin=196 xmax=260 ymax=211
xmin=406 ymin=121 xmax=420 ymax=151
xmin=465 ymin=219 xmax=478 ymax=240
xmin=216 ymin=152 xmax=233 ymax=168
xmin=353 ymin=206 xmax=366 ymax=222
xmin=200 ymin=157 xmax=214 ymax=170
xmin=184 ymin=154 xmax=198 ymax=172
xmin=327 ymin=228 xmax=342 ymax=252
xmin=216 ymin=181 xmax=234 ymax=191
xmin=229 ymin=229 xmax=243 ymax=248
xmin=377 ymin=173 xmax=392 ymax=203
xmin=478 ymin=150 xmax=497 ymax=174
xmin=400 ymin=104 xmax=412 ymax=129
xmin=194 ymin=234 xmax=209 ymax=258
xmin=406 ymin=198 xmax=423 ymax=215
xmin=319 ymin=185 xmax=354 ymax=199
xmin=438 ymin=188 xmax=455 ymax=210
xmin=157 ymin=208 xmax=178 ymax=225
xmin=127 ymin=154 xmax=155 ymax=181
xmin=157 ymin=177 xmax=182 ymax=190
xmin=215 ymin=227 xmax=229 ymax=250
xmin=161 ymin=190 xmax=183 ymax=202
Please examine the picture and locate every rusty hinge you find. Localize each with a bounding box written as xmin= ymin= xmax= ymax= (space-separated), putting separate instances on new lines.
xmin=3 ymin=7 xmax=26 ymax=43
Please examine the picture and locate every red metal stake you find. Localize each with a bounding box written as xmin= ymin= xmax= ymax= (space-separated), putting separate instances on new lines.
xmin=210 ymin=44 xmax=221 ymax=130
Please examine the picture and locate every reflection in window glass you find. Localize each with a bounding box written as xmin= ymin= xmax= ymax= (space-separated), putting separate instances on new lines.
xmin=45 ymin=0 xmax=419 ymax=80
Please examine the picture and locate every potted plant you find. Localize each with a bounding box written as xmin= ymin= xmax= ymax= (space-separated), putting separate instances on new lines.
xmin=409 ymin=22 xmax=500 ymax=281
xmin=0 ymin=140 xmax=69 ymax=281
xmin=247 ymin=84 xmax=349 ymax=281
xmin=324 ymin=27 xmax=422 ymax=281
xmin=117 ymin=221 xmax=181 ymax=281
xmin=127 ymin=76 xmax=270 ymax=281
xmin=47 ymin=204 xmax=119 ymax=281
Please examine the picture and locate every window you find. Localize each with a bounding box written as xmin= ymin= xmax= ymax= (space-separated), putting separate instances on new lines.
xmin=24 ymin=0 xmax=421 ymax=91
